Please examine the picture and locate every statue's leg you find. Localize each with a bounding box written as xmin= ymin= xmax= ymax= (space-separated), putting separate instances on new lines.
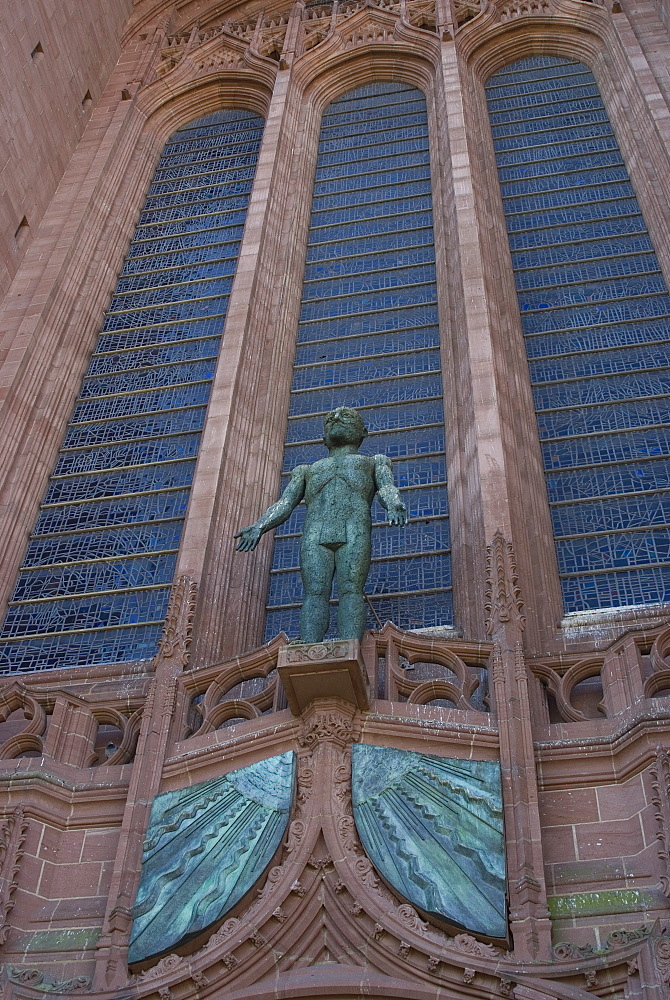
xmin=335 ymin=534 xmax=371 ymax=641
xmin=299 ymin=539 xmax=335 ymax=643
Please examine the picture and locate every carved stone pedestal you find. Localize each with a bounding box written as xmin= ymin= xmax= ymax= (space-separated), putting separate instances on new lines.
xmin=278 ymin=640 xmax=370 ymax=715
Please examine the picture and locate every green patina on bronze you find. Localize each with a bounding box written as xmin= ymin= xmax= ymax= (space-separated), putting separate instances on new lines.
xmin=128 ymin=751 xmax=295 ymax=964
xmin=351 ymin=744 xmax=508 ymax=940
xmin=236 ymin=407 xmax=407 ymax=642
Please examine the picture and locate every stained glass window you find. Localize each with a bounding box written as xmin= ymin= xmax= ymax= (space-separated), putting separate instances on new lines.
xmin=0 ymin=109 xmax=265 ymax=672
xmin=264 ymin=82 xmax=452 ymax=639
xmin=485 ymin=56 xmax=670 ymax=613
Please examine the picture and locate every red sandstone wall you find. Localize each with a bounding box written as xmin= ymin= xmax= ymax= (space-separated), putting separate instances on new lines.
xmin=0 ymin=0 xmax=133 ymax=303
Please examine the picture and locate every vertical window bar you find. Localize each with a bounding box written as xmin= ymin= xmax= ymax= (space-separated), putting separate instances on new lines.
xmin=265 ymin=82 xmax=452 ymax=640
xmin=485 ymin=56 xmax=670 ymax=614
xmin=0 ymin=109 xmax=265 ymax=672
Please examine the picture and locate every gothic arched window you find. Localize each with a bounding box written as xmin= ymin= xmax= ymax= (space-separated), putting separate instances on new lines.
xmin=264 ymin=82 xmax=452 ymax=639
xmin=486 ymin=56 xmax=670 ymax=614
xmin=0 ymin=109 xmax=265 ymax=672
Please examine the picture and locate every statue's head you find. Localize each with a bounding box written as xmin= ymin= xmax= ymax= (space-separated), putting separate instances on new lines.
xmin=323 ymin=407 xmax=368 ymax=449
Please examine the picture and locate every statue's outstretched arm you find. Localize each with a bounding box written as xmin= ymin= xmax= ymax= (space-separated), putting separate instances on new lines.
xmin=374 ymin=454 xmax=408 ymax=527
xmin=235 ymin=466 xmax=307 ymax=551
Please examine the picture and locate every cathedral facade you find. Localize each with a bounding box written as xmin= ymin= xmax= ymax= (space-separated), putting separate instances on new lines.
xmin=1 ymin=0 xmax=670 ymax=995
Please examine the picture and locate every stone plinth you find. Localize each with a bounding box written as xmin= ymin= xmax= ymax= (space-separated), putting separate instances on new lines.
xmin=278 ymin=640 xmax=370 ymax=715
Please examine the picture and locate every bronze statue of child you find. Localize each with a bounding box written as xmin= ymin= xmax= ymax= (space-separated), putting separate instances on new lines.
xmin=235 ymin=406 xmax=407 ymax=642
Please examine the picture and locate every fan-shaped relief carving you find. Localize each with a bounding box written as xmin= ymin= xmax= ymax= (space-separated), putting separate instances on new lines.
xmin=351 ymin=744 xmax=507 ymax=941
xmin=128 ymin=751 xmax=295 ymax=965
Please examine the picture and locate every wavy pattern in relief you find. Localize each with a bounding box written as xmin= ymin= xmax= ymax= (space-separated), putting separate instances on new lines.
xmin=352 ymin=744 xmax=507 ymax=940
xmin=129 ymin=751 xmax=295 ymax=964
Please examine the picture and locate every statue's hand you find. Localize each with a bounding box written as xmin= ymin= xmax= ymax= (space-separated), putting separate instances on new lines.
xmin=234 ymin=523 xmax=263 ymax=551
xmin=388 ymin=504 xmax=408 ymax=527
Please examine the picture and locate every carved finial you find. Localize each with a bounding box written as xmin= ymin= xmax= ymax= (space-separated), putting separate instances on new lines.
xmin=485 ymin=531 xmax=525 ymax=635
xmin=159 ymin=575 xmax=198 ymax=666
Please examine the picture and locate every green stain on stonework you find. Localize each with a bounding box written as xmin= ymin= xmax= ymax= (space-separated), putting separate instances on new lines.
xmin=24 ymin=927 xmax=100 ymax=952
xmin=549 ymin=889 xmax=657 ymax=918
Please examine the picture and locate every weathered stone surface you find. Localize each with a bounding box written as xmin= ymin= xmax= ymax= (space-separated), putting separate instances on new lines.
xmin=351 ymin=744 xmax=507 ymax=939
xmin=128 ymin=752 xmax=295 ymax=964
xmin=278 ymin=639 xmax=370 ymax=713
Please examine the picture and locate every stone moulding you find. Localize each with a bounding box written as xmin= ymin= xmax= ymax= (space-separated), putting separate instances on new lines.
xmin=128 ymin=751 xmax=295 ymax=965
xmin=351 ymin=743 xmax=507 ymax=940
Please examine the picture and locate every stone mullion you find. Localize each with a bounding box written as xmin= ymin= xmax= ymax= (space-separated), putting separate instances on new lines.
xmin=441 ymin=39 xmax=552 ymax=952
xmin=438 ymin=42 xmax=515 ymax=616
xmin=449 ymin=34 xmax=566 ymax=653
xmin=93 ymin=576 xmax=197 ymax=989
xmin=486 ymin=533 xmax=552 ymax=961
xmin=597 ymin=13 xmax=670 ymax=287
xmin=183 ymin=67 xmax=309 ymax=664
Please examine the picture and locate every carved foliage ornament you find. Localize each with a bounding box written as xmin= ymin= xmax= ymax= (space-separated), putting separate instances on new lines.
xmin=485 ymin=531 xmax=525 ymax=635
xmin=651 ymin=746 xmax=670 ymax=895
xmin=158 ymin=575 xmax=198 ymax=666
xmin=0 ymin=806 xmax=29 ymax=945
xmin=297 ymin=706 xmax=355 ymax=749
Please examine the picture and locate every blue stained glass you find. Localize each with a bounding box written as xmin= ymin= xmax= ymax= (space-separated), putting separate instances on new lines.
xmin=121 ymin=240 xmax=241 ymax=273
xmin=487 ymin=57 xmax=670 ymax=614
xmin=265 ymin=83 xmax=451 ymax=641
xmin=298 ymin=304 xmax=440 ymax=342
xmin=512 ymin=236 xmax=654 ymax=271
xmin=283 ymin=425 xmax=446 ymax=470
xmin=286 ymin=400 xmax=445 ymax=442
xmin=560 ymin=566 xmax=670 ymax=610
xmin=291 ymin=350 xmax=441 ymax=391
xmin=87 ymin=337 xmax=221 ymax=376
xmin=315 ymin=150 xmax=430 ymax=181
xmin=80 ymin=359 xmax=218 ymax=398
xmin=533 ymin=371 xmax=670 ymax=411
xmin=542 ymin=428 xmax=670 ymax=470
xmin=538 ymin=398 xmax=670 ymax=440
xmin=101 ymin=296 xmax=231 ymax=332
xmin=0 ymin=625 xmax=164 ymax=673
xmin=62 ymin=408 xmax=207 ymax=449
xmin=530 ymin=345 xmax=670 ymax=384
xmin=295 ymin=326 xmax=439 ymax=364
xmin=287 ymin=373 xmax=444 ymax=416
xmin=71 ymin=382 xmax=212 ymax=423
xmin=0 ymin=109 xmax=264 ymax=672
xmin=95 ymin=316 xmax=227 ymax=353
xmin=34 ymin=490 xmax=192 ymax=536
xmin=526 ymin=321 xmax=670 ymax=360
xmin=551 ymin=492 xmax=670 ymax=536
xmin=304 ymin=245 xmax=436 ymax=281
xmin=306 ymin=229 xmax=435 ymax=264
xmin=44 ymin=461 xmax=197 ymax=506
xmin=54 ymin=433 xmax=203 ymax=477
xmin=115 ymin=259 xmax=237 ymax=292
xmin=12 ymin=553 xmax=179 ymax=603
xmin=24 ymin=522 xmax=184 ymax=568
xmin=2 ymin=588 xmax=171 ymax=638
